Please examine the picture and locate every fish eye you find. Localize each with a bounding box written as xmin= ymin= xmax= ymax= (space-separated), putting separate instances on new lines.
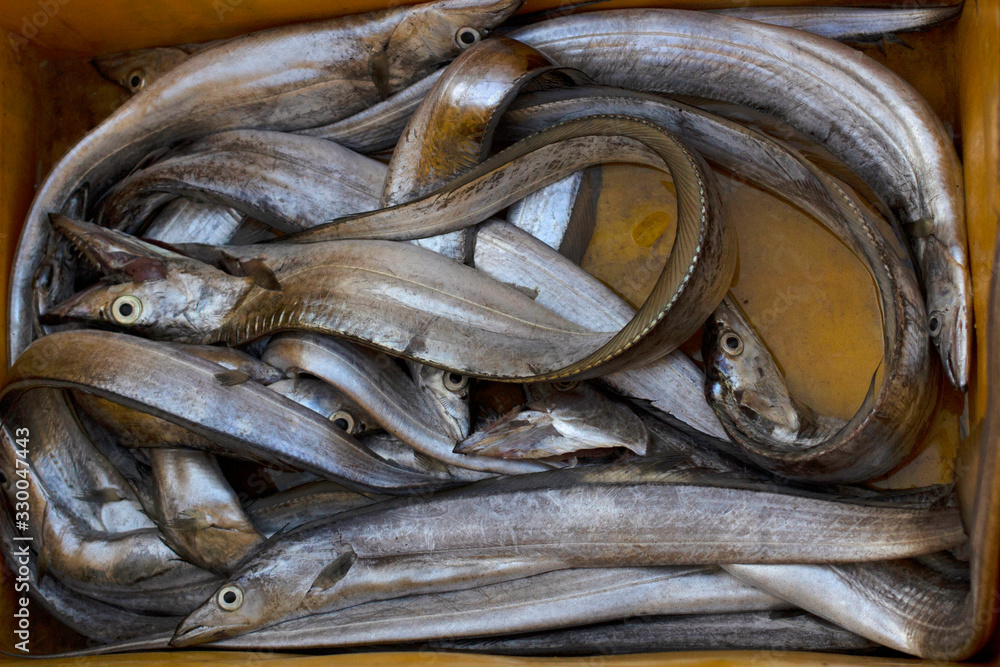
xmin=217 ymin=584 xmax=244 ymax=611
xmin=111 ymin=295 xmax=143 ymax=324
xmin=455 ymin=27 xmax=481 ymax=48
xmin=928 ymin=312 xmax=943 ymax=337
xmin=330 ymin=410 xmax=356 ymax=434
xmin=443 ymin=373 xmax=469 ymax=393
xmin=721 ymin=330 xmax=744 ymax=356
xmin=552 ymin=381 xmax=578 ymax=392
xmin=126 ymin=69 xmax=145 ymax=92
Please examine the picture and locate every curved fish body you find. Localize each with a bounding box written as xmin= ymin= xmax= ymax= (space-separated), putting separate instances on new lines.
xmin=711 ymin=5 xmax=961 ymax=42
xmin=172 ymin=461 xmax=964 ymax=644
xmin=381 ymin=36 xmax=582 ymax=261
xmin=0 ymin=405 xmax=220 ymax=614
xmin=99 ymin=130 xmax=388 ymax=234
xmin=148 ymin=448 xmax=266 ymax=575
xmin=2 ymin=330 xmax=447 ymax=493
xmin=500 ymin=87 xmax=935 ymax=482
xmin=9 ymin=0 xmax=524 ymax=364
xmin=474 ymin=219 xmax=728 ymax=440
xmin=430 ymin=610 xmax=876 ymax=656
xmin=510 ymin=9 xmax=970 ymax=392
xmin=268 ymin=377 xmax=381 ymax=436
xmin=456 ymin=382 xmax=649 ymax=459
xmin=262 ymin=333 xmax=537 ymax=475
xmin=724 ymin=559 xmax=969 ymax=659
xmin=210 ymin=567 xmax=791 ymax=650
xmin=142 ymin=198 xmax=245 ymax=245
xmin=0 ymin=500 xmax=182 ymax=644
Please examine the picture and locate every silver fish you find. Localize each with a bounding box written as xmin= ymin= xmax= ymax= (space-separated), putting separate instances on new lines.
xmin=510 ymin=9 xmax=970 ymax=392
xmin=268 ymin=377 xmax=380 ymax=437
xmin=456 ymin=382 xmax=649 ymax=459
xmin=99 ymin=130 xmax=388 ymax=234
xmin=262 ymin=332 xmax=540 ymax=475
xmin=10 ymin=0 xmax=524 ymax=364
xmin=430 ymin=610 xmax=876 ymax=656
xmin=172 ymin=460 xmax=964 ymax=644
xmin=148 ymin=448 xmax=266 ymax=575
xmin=2 ymin=329 xmax=446 ymax=492
xmin=245 ymin=481 xmax=387 ymax=537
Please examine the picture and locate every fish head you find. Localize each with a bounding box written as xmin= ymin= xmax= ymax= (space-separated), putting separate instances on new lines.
xmin=44 ymin=215 xmax=252 ymax=343
xmin=923 ymin=239 xmax=969 ymax=393
xmin=411 ymin=364 xmax=471 ymax=440
xmin=172 ymin=539 xmax=356 ymax=647
xmin=702 ymin=296 xmax=803 ymax=439
xmin=383 ymin=0 xmax=524 ymax=91
xmin=92 ymin=47 xmax=191 ymax=94
xmin=269 ymin=377 xmax=378 ymax=436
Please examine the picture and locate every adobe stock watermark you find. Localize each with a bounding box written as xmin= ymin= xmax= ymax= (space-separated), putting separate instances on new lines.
xmin=6 ymin=0 xmax=71 ymax=54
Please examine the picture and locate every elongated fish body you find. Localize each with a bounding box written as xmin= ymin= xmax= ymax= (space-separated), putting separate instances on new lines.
xmin=382 ymin=36 xmax=581 ymax=261
xmin=456 ymin=382 xmax=649 ymax=459
xmin=724 ymin=559 xmax=969 ymax=659
xmin=9 ymin=0 xmax=524 ymax=364
xmin=500 ymin=88 xmax=934 ymax=482
xmin=429 ymin=610 xmax=877 ymax=656
xmin=173 ymin=461 xmax=964 ymax=645
xmin=268 ymin=377 xmax=380 ymax=437
xmin=0 ymin=408 xmax=220 ymax=615
xmin=711 ymin=5 xmax=961 ymax=42
xmin=510 ymin=9 xmax=970 ymax=392
xmin=474 ymin=219 xmax=728 ymax=440
xmin=263 ymin=333 xmax=535 ymax=475
xmin=2 ymin=330 xmax=447 ymax=493
xmin=100 ymin=130 xmax=388 ymax=234
xmin=0 ymin=500 xmax=182 ymax=644
xmin=246 ymin=481 xmax=388 ymax=537
xmin=212 ymin=567 xmax=791 ymax=650
xmin=148 ymin=448 xmax=266 ymax=575
xmin=506 ymin=170 xmax=585 ymax=254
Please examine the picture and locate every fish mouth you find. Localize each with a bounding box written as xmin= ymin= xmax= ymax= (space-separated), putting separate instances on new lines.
xmin=169 ymin=620 xmax=235 ymax=648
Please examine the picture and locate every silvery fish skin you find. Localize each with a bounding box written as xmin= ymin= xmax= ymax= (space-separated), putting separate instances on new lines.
xmin=510 ymin=9 xmax=971 ymax=392
xmin=0 ymin=396 xmax=221 ymax=614
xmin=45 ymin=217 xmax=618 ymax=381
xmin=148 ymin=448 xmax=266 ymax=576
xmin=381 ymin=36 xmax=581 ymax=262
xmin=142 ymin=198 xmax=245 ymax=246
xmin=505 ymin=170 xmax=586 ymax=256
xmin=99 ymin=130 xmax=388 ymax=234
xmin=474 ymin=219 xmax=728 ymax=440
xmin=724 ymin=559 xmax=969 ymax=659
xmin=173 ymin=460 xmax=964 ymax=645
xmin=246 ymin=481 xmax=388 ymax=537
xmin=262 ymin=333 xmax=540 ymax=475
xmin=2 ymin=330 xmax=446 ymax=493
xmin=711 ymin=5 xmax=961 ymax=42
xmin=455 ymin=382 xmax=649 ymax=459
xmin=0 ymin=498 xmax=182 ymax=644
xmin=360 ymin=431 xmax=488 ymax=481
xmin=500 ymin=88 xmax=935 ymax=482
xmin=208 ymin=567 xmax=791 ymax=650
xmin=268 ymin=377 xmax=380 ymax=437
xmin=9 ymin=0 xmax=524 ymax=364
xmin=430 ymin=610 xmax=877 ymax=656
xmin=93 ymin=41 xmax=226 ymax=94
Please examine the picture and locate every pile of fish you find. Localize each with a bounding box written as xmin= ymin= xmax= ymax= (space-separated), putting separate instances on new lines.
xmin=1 ymin=0 xmax=980 ymax=659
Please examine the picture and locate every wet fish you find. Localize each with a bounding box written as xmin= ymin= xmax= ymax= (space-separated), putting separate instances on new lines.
xmin=142 ymin=198 xmax=245 ymax=246
xmin=430 ymin=610 xmax=877 ymax=656
xmin=99 ymin=130 xmax=387 ymax=234
xmin=711 ymin=5 xmax=961 ymax=43
xmin=500 ymin=87 xmax=935 ymax=482
xmin=10 ymin=0 xmax=524 ymax=364
xmin=93 ymin=41 xmax=226 ymax=94
xmin=172 ymin=459 xmax=964 ymax=645
xmin=456 ymin=382 xmax=649 ymax=459
xmin=245 ymin=481 xmax=387 ymax=537
xmin=262 ymin=333 xmax=539 ymax=474
xmin=148 ymin=448 xmax=266 ymax=575
xmin=2 ymin=329 xmax=446 ymax=492
xmin=474 ymin=219 xmax=728 ymax=440
xmin=510 ymin=9 xmax=971 ymax=392
xmin=268 ymin=377 xmax=380 ymax=437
